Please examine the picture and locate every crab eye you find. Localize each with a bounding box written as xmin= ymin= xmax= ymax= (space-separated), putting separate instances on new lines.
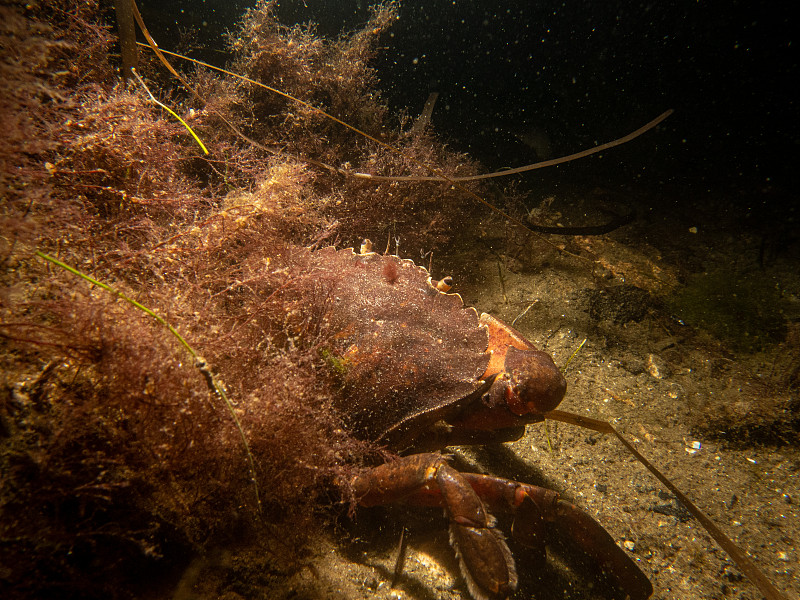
xmin=504 ymin=346 xmax=566 ymax=413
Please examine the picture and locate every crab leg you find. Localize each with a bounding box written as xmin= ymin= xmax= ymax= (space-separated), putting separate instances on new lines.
xmin=351 ymin=453 xmax=518 ymax=600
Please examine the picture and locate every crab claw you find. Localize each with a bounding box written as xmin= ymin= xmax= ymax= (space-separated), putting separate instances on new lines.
xmin=351 ymin=453 xmax=518 ymax=600
xmin=478 ymin=313 xmax=566 ymax=416
xmin=503 ymin=345 xmax=566 ymax=414
xmin=464 ymin=474 xmax=653 ymax=600
xmin=437 ymin=462 xmax=518 ymax=600
xmin=548 ymin=497 xmax=654 ymax=600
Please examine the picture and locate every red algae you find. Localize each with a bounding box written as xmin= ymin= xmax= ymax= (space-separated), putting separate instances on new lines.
xmin=0 ymin=1 xmax=440 ymax=596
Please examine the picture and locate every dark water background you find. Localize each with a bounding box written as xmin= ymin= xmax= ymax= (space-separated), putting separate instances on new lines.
xmin=136 ymin=0 xmax=797 ymax=217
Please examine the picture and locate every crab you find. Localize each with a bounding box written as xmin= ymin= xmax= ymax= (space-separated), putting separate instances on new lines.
xmin=307 ymin=245 xmax=654 ymax=600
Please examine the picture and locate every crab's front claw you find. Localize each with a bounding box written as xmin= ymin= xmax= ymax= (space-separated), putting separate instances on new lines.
xmin=548 ymin=497 xmax=653 ymax=600
xmin=350 ymin=453 xmax=518 ymax=600
xmin=351 ymin=457 xmax=652 ymax=600
xmin=463 ymin=475 xmax=653 ymax=600
xmin=436 ymin=462 xmax=518 ymax=599
xmin=510 ymin=484 xmax=652 ymax=600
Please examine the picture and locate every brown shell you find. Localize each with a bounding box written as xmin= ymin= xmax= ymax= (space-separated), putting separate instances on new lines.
xmin=311 ymin=247 xmax=490 ymax=448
